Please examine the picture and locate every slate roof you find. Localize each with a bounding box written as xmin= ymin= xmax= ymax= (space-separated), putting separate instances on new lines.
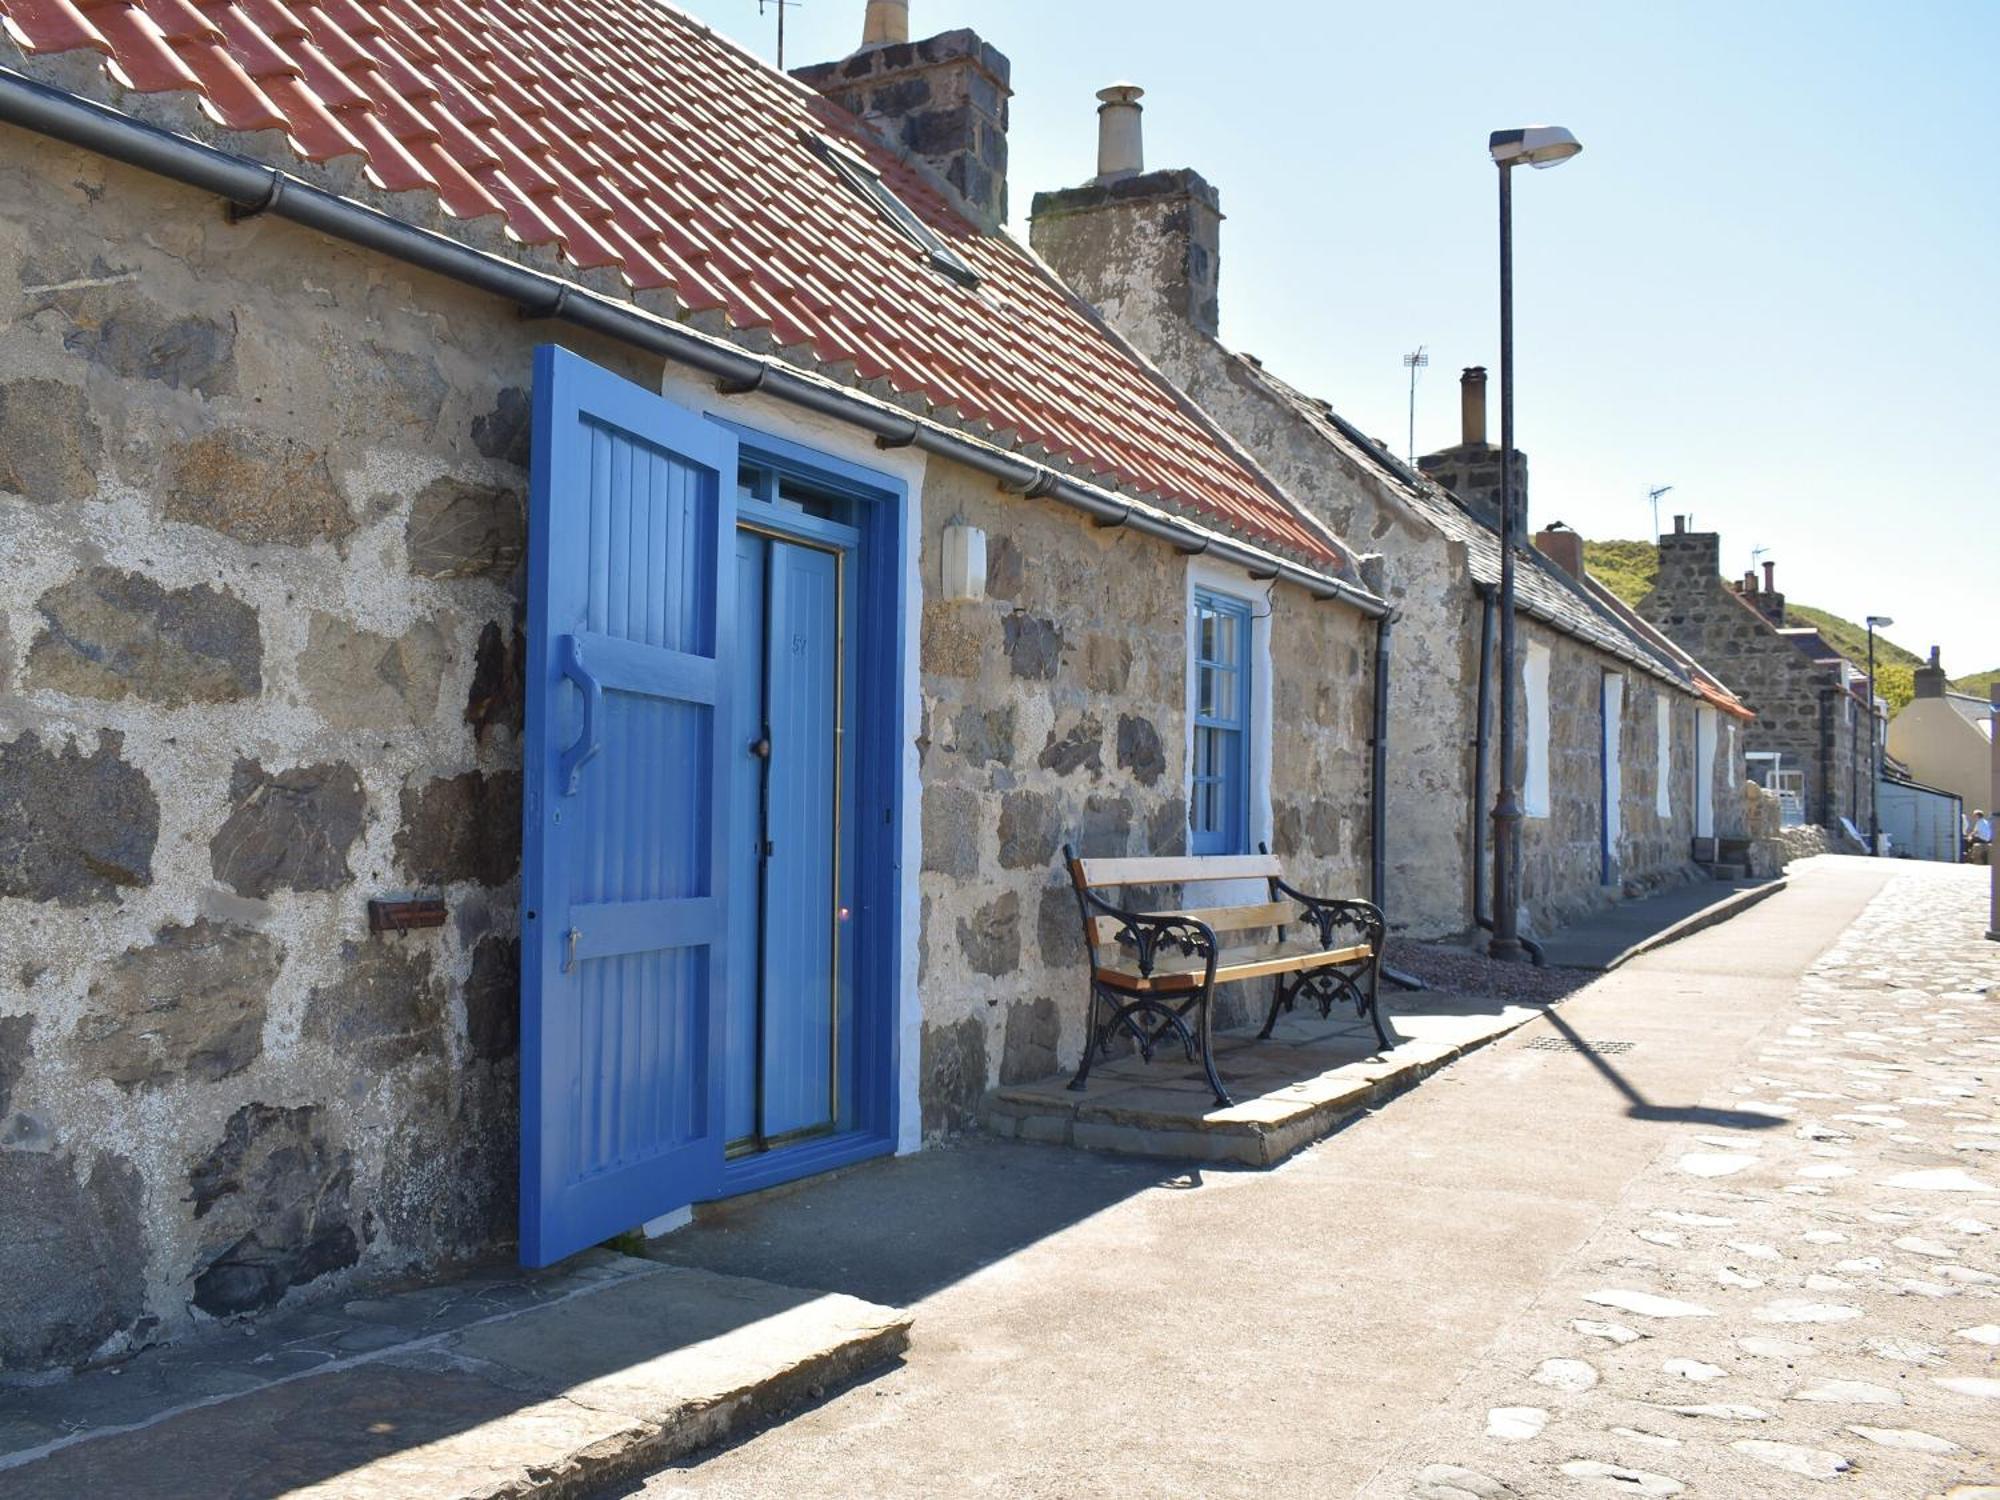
xmin=1234 ymin=354 xmax=1733 ymax=695
xmin=0 ymin=0 xmax=1343 ymax=565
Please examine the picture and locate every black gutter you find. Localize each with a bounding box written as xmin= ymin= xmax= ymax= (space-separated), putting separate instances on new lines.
xmin=0 ymin=67 xmax=1388 ymax=618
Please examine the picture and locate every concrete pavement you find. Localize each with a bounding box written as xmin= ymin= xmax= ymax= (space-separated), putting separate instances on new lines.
xmin=617 ymin=855 xmax=1994 ymax=1498
xmin=0 ymin=1253 xmax=908 ymax=1500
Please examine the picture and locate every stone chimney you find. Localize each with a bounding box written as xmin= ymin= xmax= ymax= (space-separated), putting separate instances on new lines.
xmin=1028 ymin=85 xmax=1224 ymax=347
xmin=794 ymin=13 xmax=1013 ymax=230
xmin=1736 ymin=557 xmax=1785 ymax=626
xmin=1533 ymin=523 xmax=1584 ymax=579
xmin=1651 ymin=516 xmax=1723 ymax=616
xmin=1913 ymin=646 xmax=1948 ymax=700
xmin=1416 ymin=366 xmax=1528 ymax=527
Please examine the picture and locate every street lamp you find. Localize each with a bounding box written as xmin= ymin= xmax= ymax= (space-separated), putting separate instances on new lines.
xmin=1488 ymin=125 xmax=1582 ymax=963
xmin=1866 ymin=615 xmax=1893 ymax=855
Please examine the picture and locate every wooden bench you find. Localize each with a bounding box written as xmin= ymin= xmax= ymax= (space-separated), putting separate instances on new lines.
xmin=1063 ymin=846 xmax=1394 ymax=1108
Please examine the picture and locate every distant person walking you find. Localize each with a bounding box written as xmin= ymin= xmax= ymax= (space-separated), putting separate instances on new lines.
xmin=1971 ymin=809 xmax=1993 ymax=866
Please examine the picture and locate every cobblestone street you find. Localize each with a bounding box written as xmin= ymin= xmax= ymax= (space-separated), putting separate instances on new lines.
xmin=1367 ymin=861 xmax=1999 ymax=1499
xmin=610 ymin=859 xmax=1995 ymax=1500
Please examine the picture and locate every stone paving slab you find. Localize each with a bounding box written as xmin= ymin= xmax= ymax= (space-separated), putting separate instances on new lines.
xmin=0 ymin=1255 xmax=909 ymax=1500
xmin=1359 ymin=862 xmax=2000 ymax=1500
xmin=982 ymin=995 xmax=1549 ymax=1166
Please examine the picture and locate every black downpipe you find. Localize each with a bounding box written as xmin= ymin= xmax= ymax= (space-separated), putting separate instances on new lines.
xmin=1371 ymin=612 xmax=1426 ymax=991
xmin=0 ymin=67 xmax=1392 ymax=618
xmin=1472 ymin=586 xmax=1496 ymax=928
xmin=1469 ymin=586 xmax=1544 ymax=964
xmin=1370 ymin=611 xmax=1393 ymax=913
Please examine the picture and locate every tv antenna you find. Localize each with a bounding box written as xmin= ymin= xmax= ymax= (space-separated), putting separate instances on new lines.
xmin=757 ymin=0 xmax=802 ymax=67
xmin=1647 ymin=483 xmax=1674 ymax=538
xmin=1402 ymin=346 xmax=1428 ymax=465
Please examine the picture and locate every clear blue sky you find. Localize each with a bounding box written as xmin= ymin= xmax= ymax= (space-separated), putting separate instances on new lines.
xmin=681 ymin=0 xmax=1997 ymax=674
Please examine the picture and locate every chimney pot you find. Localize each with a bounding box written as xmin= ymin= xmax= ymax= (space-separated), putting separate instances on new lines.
xmin=1762 ymin=560 xmax=1775 ymax=592
xmin=1094 ymin=83 xmax=1145 ymax=184
xmin=1533 ymin=525 xmax=1584 ymax=579
xmin=861 ymin=0 xmax=909 ymax=46
xmin=1673 ymin=514 xmax=1686 ymax=534
xmin=1459 ymin=366 xmax=1488 ymax=448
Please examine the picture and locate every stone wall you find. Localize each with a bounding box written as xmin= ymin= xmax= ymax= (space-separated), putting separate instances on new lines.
xmin=1643 ymin=529 xmax=1872 ymax=834
xmin=1020 ymin=213 xmax=1472 ymax=937
xmin=1503 ymin=624 xmax=1723 ymax=936
xmin=0 ymin=117 xmax=1389 ymax=1370
xmin=911 ymin=459 xmax=1375 ymax=1134
xmin=0 ymin=129 xmax=656 ymax=1371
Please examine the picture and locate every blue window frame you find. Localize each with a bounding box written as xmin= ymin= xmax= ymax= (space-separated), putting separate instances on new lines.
xmin=1190 ymin=589 xmax=1253 ymax=855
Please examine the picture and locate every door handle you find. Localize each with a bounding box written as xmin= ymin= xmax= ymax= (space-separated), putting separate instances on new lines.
xmin=558 ymin=635 xmax=602 ymax=795
xmin=748 ymin=733 xmax=772 ymax=760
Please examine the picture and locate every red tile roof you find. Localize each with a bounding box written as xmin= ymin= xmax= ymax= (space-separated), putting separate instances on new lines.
xmin=1 ymin=0 xmax=1343 ymax=564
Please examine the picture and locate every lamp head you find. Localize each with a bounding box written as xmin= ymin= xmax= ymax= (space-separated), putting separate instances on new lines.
xmin=1490 ymin=125 xmax=1583 ymax=169
xmin=1867 ymin=615 xmax=1895 ymax=629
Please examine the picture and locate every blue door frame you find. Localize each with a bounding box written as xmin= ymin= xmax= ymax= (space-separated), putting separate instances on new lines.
xmin=521 ymin=351 xmax=908 ymax=1265
xmin=709 ymin=422 xmax=908 ymax=1200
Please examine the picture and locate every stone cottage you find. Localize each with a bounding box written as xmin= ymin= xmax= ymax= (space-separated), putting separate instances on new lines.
xmin=1642 ymin=524 xmax=1877 ymax=843
xmin=1028 ymin=95 xmax=1751 ymax=941
xmin=0 ymin=0 xmax=1389 ymax=1371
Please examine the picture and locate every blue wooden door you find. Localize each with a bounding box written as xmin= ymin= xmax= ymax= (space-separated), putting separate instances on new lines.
xmin=759 ymin=538 xmax=840 ymax=1139
xmin=520 ymin=346 xmax=737 ymax=1267
xmin=725 ymin=530 xmax=841 ymax=1150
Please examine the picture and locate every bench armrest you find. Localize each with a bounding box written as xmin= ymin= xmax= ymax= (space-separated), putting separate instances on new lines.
xmin=1269 ymin=879 xmax=1386 ymax=955
xmin=1078 ymin=887 xmax=1219 ymax=983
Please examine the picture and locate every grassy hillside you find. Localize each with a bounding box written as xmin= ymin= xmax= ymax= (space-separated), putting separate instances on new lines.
xmin=1952 ymin=669 xmax=1999 ymax=701
xmin=1581 ymin=540 xmax=1658 ymax=608
xmin=1582 ymin=540 xmax=1927 ymax=711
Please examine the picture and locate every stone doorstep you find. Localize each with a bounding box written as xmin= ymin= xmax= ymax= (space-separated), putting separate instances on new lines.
xmin=981 ymin=1025 xmax=1525 ymax=1169
xmin=0 ymin=1260 xmax=910 ymax=1500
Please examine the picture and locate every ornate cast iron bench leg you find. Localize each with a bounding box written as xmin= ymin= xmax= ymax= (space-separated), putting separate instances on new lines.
xmin=1194 ymin=981 xmax=1231 ymax=1108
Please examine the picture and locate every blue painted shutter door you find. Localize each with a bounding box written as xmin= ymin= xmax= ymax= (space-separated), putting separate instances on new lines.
xmin=759 ymin=540 xmax=840 ymax=1139
xmin=520 ymin=346 xmax=737 ymax=1267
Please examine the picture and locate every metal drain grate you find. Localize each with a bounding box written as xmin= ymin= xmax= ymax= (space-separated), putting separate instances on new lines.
xmin=1522 ymin=1037 xmax=1635 ymax=1055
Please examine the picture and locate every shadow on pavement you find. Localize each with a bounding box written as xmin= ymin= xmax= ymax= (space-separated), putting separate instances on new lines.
xmin=648 ymin=1139 xmax=1205 ymax=1309
xmin=1539 ymin=1005 xmax=1787 ymax=1132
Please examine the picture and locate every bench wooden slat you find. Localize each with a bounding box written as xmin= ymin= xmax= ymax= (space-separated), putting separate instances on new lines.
xmin=1094 ymin=940 xmax=1374 ymax=993
xmin=1088 ymin=900 xmax=1296 ymax=947
xmin=1073 ymin=853 xmax=1281 ymax=888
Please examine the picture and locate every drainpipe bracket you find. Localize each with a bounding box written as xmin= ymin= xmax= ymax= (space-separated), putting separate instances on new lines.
xmin=226 ymin=171 xmax=287 ymax=222
xmin=715 ymin=364 xmax=774 ymax=397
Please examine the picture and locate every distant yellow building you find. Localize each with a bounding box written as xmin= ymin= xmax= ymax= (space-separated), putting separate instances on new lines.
xmin=1888 ymin=650 xmax=1994 ymax=816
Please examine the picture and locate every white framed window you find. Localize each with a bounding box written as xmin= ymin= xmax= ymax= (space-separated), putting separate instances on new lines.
xmin=1524 ymin=640 xmax=1552 ymax=819
xmin=1184 ymin=562 xmax=1272 ymax=860
xmin=1190 ymin=589 xmax=1252 ymax=854
xmin=1655 ymin=696 xmax=1673 ymax=819
xmin=1601 ymin=671 xmax=1625 ymax=884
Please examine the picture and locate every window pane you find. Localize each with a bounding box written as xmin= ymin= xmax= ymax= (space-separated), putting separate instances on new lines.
xmin=1212 ymin=610 xmax=1237 ymax=666
xmin=1193 ymin=777 xmax=1217 ymax=834
xmin=1208 ymin=666 xmax=1237 ymax=722
xmin=1199 ymin=608 xmax=1219 ymax=662
xmin=1193 ymin=726 xmax=1214 ymax=779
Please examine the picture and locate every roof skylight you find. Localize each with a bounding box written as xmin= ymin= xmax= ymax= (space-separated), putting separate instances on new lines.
xmin=808 ymin=135 xmax=981 ymax=290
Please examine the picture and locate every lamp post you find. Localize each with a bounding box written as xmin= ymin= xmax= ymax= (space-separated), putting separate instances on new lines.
xmin=1487 ymin=125 xmax=1582 ymax=962
xmin=1866 ymin=615 xmax=1892 ymax=855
